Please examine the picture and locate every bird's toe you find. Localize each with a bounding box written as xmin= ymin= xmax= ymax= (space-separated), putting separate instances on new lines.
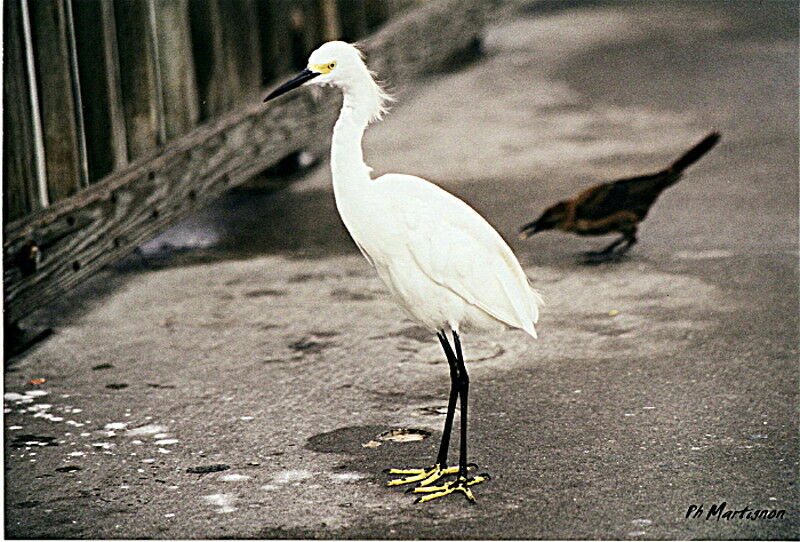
xmin=411 ymin=474 xmax=489 ymax=504
xmin=385 ymin=463 xmax=456 ymax=487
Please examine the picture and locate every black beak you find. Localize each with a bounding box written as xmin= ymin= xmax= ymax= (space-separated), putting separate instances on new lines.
xmin=264 ymin=69 xmax=320 ymax=102
xmin=518 ymin=220 xmax=543 ymax=240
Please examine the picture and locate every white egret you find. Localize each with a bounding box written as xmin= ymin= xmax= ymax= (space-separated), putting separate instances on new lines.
xmin=265 ymin=41 xmax=543 ymax=504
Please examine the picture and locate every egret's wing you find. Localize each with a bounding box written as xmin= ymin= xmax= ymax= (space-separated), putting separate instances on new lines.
xmin=353 ymin=239 xmax=375 ymax=267
xmin=381 ymin=175 xmax=542 ymax=335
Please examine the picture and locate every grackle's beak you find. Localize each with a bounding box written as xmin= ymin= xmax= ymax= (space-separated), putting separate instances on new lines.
xmin=518 ymin=221 xmax=543 ymax=240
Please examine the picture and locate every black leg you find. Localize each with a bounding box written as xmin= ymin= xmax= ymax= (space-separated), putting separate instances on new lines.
xmin=452 ymin=330 xmax=469 ymax=478
xmin=592 ymin=235 xmax=628 ymax=256
xmin=405 ymin=330 xmax=489 ymax=503
xmin=436 ymin=331 xmax=461 ymax=467
xmin=615 ymin=234 xmax=638 ymax=255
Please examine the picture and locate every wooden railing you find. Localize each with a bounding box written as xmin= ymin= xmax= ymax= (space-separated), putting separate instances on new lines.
xmin=4 ymin=0 xmax=399 ymax=222
xmin=3 ymin=0 xmax=489 ymax=326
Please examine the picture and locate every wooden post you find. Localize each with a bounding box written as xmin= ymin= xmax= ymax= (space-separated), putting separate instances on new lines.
xmin=72 ymin=0 xmax=129 ymax=183
xmin=152 ymin=0 xmax=200 ymax=141
xmin=188 ymin=0 xmax=229 ymax=118
xmin=364 ymin=0 xmax=389 ymax=32
xmin=20 ymin=0 xmax=48 ymax=209
xmin=318 ymin=0 xmax=341 ymax=41
xmin=99 ymin=1 xmax=129 ymax=171
xmin=295 ymin=0 xmax=322 ymax=56
xmin=114 ymin=0 xmax=165 ymax=159
xmin=218 ymin=0 xmax=262 ymax=100
xmin=3 ymin=0 xmax=40 ymax=222
xmin=29 ymin=0 xmax=85 ymax=203
xmin=190 ymin=0 xmax=263 ymax=118
xmin=257 ymin=0 xmax=294 ymax=82
xmin=337 ymin=0 xmax=368 ymax=42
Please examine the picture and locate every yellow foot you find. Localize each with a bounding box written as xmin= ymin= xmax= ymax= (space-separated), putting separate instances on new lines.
xmin=412 ymin=473 xmax=490 ymax=504
xmin=383 ymin=463 xmax=459 ymax=487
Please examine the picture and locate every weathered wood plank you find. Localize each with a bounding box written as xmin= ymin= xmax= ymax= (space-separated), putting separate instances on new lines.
xmin=114 ymin=0 xmax=165 ymax=158
xmin=72 ymin=0 xmax=129 ymax=183
xmin=4 ymin=90 xmax=339 ymax=323
xmin=152 ymin=0 xmax=200 ymax=141
xmin=4 ymin=0 xmax=493 ymax=324
xmin=29 ymin=0 xmax=84 ymax=202
xmin=3 ymin=0 xmax=40 ymax=222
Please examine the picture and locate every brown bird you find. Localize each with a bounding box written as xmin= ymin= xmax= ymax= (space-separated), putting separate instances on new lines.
xmin=518 ymin=132 xmax=721 ymax=257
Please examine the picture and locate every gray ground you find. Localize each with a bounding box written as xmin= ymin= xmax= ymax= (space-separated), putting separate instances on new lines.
xmin=5 ymin=1 xmax=798 ymax=539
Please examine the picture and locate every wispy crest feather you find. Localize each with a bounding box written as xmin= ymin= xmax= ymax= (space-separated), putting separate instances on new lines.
xmin=353 ymin=42 xmax=394 ymax=123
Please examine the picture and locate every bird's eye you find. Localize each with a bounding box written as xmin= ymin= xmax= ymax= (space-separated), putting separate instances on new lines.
xmin=328 ymin=62 xmax=336 ymax=70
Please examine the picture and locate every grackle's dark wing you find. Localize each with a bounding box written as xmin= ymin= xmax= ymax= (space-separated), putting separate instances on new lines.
xmin=574 ymin=169 xmax=680 ymax=221
xmin=573 ymin=133 xmax=720 ymax=222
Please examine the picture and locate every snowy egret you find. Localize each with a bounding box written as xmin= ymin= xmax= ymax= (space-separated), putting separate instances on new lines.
xmin=265 ymin=41 xmax=543 ymax=503
xmin=519 ymin=132 xmax=720 ymax=257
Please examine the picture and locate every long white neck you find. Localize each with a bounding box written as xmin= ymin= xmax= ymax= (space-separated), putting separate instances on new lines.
xmin=330 ymin=69 xmax=387 ymax=201
xmin=331 ymin=90 xmax=371 ymax=194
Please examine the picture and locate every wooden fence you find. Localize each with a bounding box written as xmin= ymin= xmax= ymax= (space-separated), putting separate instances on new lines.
xmin=3 ymin=0 xmax=489 ymax=328
xmin=4 ymin=0 xmax=397 ymax=222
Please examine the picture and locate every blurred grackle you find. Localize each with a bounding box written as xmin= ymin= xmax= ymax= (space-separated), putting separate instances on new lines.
xmin=519 ymin=132 xmax=721 ymax=257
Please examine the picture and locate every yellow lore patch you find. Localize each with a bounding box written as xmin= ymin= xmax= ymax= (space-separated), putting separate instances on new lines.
xmin=309 ymin=62 xmax=336 ymax=74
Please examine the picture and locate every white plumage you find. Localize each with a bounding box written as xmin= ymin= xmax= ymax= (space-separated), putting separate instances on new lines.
xmin=264 ymin=40 xmax=543 ymax=503
xmin=347 ymin=172 xmax=542 ymax=336
xmin=300 ymin=41 xmax=543 ymax=338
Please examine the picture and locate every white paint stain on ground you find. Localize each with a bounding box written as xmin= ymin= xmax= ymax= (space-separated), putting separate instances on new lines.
xmin=68 ymin=451 xmax=86 ymax=457
xmin=272 ymin=469 xmax=314 ymax=484
xmin=202 ymin=493 xmax=236 ymax=513
xmin=104 ymin=422 xmax=127 ymax=430
xmin=92 ymin=442 xmax=115 ymax=449
xmin=154 ymin=439 xmax=179 ymax=446
xmin=221 ymin=473 xmax=252 ymax=482
xmin=126 ymin=424 xmax=167 ymax=436
xmin=329 ymin=472 xmax=365 ymax=483
xmin=674 ymin=249 xmax=733 ymax=260
xmin=25 ymin=390 xmax=49 ymax=397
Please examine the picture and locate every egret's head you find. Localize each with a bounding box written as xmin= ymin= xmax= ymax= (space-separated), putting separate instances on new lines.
xmin=518 ymin=201 xmax=569 ymax=239
xmin=264 ymin=41 xmax=390 ymax=123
